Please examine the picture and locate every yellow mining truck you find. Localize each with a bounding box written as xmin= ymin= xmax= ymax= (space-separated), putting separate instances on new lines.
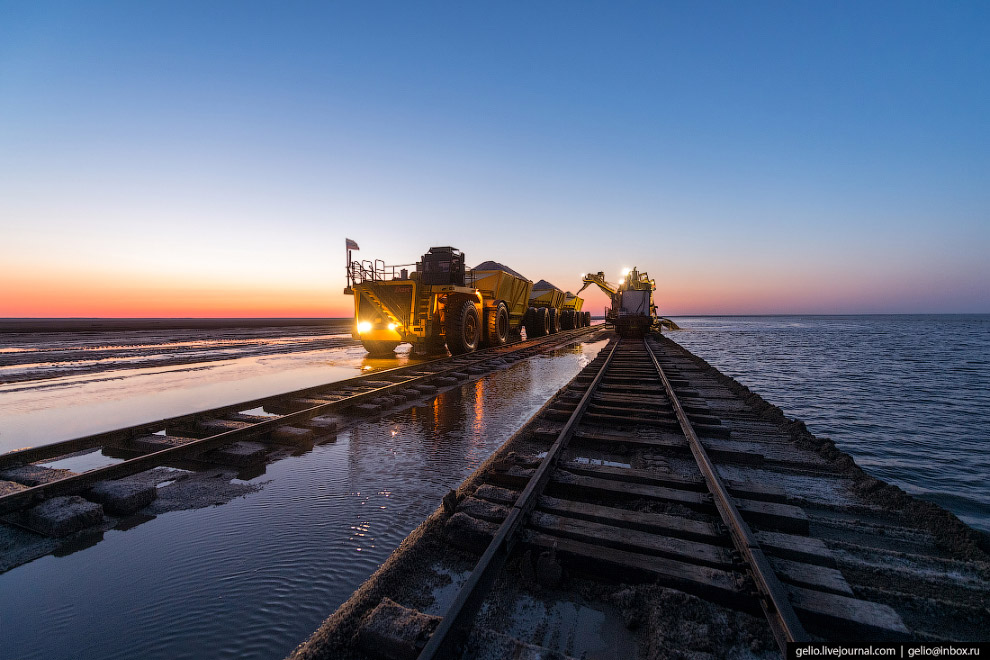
xmin=345 ymin=246 xmax=533 ymax=356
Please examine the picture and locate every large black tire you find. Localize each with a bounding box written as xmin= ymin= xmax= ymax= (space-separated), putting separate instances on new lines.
xmin=363 ymin=340 xmax=399 ymax=356
xmin=548 ymin=307 xmax=561 ymax=334
xmin=484 ymin=302 xmax=510 ymax=347
xmin=446 ymin=300 xmax=481 ymax=355
xmin=584 ymin=312 xmax=591 ymax=326
xmin=560 ymin=310 xmax=573 ymax=330
xmin=524 ymin=306 xmax=541 ymax=338
xmin=537 ymin=307 xmax=550 ymax=336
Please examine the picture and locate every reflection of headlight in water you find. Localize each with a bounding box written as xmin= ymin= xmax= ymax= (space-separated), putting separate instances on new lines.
xmin=387 ymin=323 xmax=396 ymax=331
xmin=357 ymin=321 xmax=372 ymax=333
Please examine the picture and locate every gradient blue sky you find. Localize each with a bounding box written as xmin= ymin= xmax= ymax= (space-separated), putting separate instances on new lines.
xmin=1 ymin=1 xmax=988 ymax=316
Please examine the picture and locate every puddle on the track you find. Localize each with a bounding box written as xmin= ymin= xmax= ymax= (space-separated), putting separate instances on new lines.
xmin=425 ymin=563 xmax=472 ymax=615
xmin=0 ymin=338 xmax=608 ymax=660
xmin=38 ymin=449 xmax=125 ymax=473
xmin=501 ymin=593 xmax=638 ymax=660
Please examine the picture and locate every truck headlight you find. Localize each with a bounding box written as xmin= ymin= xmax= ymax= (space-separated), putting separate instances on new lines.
xmin=357 ymin=321 xmax=372 ymax=334
xmin=387 ymin=323 xmax=396 ymax=331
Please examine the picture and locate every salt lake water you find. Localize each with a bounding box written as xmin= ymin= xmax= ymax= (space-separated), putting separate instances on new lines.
xmin=0 ymin=322 xmax=608 ymax=660
xmin=0 ymin=317 xmax=986 ymax=659
xmin=668 ymin=315 xmax=990 ymax=533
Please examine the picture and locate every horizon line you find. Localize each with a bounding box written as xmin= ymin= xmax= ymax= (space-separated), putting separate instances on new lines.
xmin=2 ymin=312 xmax=988 ymax=321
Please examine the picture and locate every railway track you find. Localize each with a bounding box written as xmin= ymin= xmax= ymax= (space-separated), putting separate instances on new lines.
xmin=419 ymin=337 xmax=826 ymax=657
xmin=0 ymin=324 xmax=603 ymax=537
xmin=308 ymin=334 xmax=984 ymax=659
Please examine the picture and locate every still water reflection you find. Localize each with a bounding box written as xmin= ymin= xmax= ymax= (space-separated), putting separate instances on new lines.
xmin=0 ymin=340 xmax=607 ymax=660
xmin=0 ymin=345 xmax=423 ymax=454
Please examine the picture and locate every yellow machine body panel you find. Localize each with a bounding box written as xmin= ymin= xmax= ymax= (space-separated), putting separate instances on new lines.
xmin=562 ymin=293 xmax=584 ymax=312
xmin=529 ymin=287 xmax=566 ymax=310
xmin=470 ymin=269 xmax=533 ymax=326
xmin=351 ymin=279 xmax=418 ymax=342
xmin=352 ymin=278 xmax=482 ymax=345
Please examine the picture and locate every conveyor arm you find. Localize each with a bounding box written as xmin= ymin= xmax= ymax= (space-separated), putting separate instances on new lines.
xmin=576 ymin=271 xmax=617 ymax=297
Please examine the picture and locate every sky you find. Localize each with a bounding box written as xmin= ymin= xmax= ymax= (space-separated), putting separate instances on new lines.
xmin=1 ymin=1 xmax=988 ymax=317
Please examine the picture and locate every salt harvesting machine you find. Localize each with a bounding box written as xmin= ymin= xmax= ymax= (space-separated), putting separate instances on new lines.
xmin=576 ymin=267 xmax=678 ymax=336
xmin=344 ymin=244 xmax=592 ymax=356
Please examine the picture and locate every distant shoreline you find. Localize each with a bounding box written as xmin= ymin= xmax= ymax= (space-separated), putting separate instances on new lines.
xmin=0 ymin=318 xmax=352 ymax=333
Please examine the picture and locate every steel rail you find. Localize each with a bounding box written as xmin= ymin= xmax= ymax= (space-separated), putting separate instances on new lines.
xmin=643 ymin=338 xmax=809 ymax=650
xmin=417 ymin=338 xmax=622 ymax=660
xmin=0 ymin=326 xmax=601 ymax=516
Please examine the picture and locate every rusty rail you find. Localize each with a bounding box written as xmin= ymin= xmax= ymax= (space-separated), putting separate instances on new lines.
xmin=417 ymin=338 xmax=622 ymax=660
xmin=644 ymin=338 xmax=809 ymax=649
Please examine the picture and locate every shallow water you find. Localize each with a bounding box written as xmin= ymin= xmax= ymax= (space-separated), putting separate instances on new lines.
xmin=667 ymin=315 xmax=990 ymax=533
xmin=0 ymin=322 xmax=353 ymax=384
xmin=0 ymin=338 xmax=608 ymax=660
xmin=0 ymin=343 xmax=421 ymax=454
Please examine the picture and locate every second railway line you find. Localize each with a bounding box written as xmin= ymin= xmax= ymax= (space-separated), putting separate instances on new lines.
xmin=0 ymin=325 xmax=604 ymax=544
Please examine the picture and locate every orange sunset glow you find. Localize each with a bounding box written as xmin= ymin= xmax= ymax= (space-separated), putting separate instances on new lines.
xmin=2 ymin=267 xmax=342 ymax=318
xmin=4 ymin=255 xmax=982 ymax=319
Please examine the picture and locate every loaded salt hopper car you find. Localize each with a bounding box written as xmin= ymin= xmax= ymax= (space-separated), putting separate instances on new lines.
xmin=470 ymin=261 xmax=534 ymax=344
xmin=345 ymin=245 xmax=533 ymax=356
xmin=523 ymin=280 xmax=567 ymax=337
xmin=523 ymin=281 xmax=592 ymax=337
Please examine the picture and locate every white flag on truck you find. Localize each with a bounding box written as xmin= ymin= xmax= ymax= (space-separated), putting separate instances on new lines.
xmin=346 ymin=238 xmax=359 ymax=251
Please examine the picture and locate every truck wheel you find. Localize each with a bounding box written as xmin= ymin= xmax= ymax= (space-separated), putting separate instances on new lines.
xmin=562 ymin=310 xmax=574 ymax=330
xmin=548 ymin=308 xmax=561 ymax=334
xmin=584 ymin=312 xmax=591 ymax=326
xmin=524 ymin=306 xmax=540 ymax=338
xmin=363 ymin=340 xmax=399 ymax=356
xmin=538 ymin=307 xmax=550 ymax=336
xmin=447 ymin=300 xmax=480 ymax=355
xmin=486 ymin=302 xmax=509 ymax=346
